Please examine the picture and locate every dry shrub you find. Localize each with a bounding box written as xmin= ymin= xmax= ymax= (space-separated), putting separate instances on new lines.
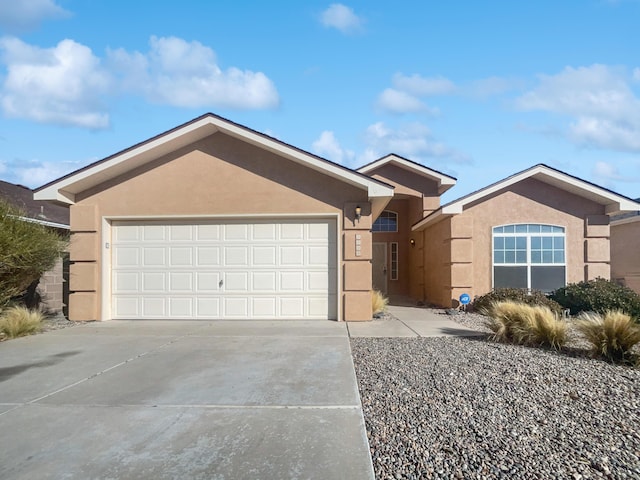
xmin=484 ymin=301 xmax=567 ymax=350
xmin=576 ymin=310 xmax=640 ymax=363
xmin=372 ymin=290 xmax=388 ymax=315
xmin=472 ymin=288 xmax=563 ymax=315
xmin=0 ymin=306 xmax=44 ymax=338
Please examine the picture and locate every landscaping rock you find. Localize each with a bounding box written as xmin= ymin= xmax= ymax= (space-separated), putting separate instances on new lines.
xmin=352 ymin=336 xmax=640 ymax=480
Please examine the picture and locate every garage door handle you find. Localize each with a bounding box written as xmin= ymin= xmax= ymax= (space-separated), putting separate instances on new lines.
xmin=219 ymin=279 xmax=224 ymax=287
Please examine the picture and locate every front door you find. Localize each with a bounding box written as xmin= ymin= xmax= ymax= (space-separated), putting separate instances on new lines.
xmin=372 ymin=243 xmax=387 ymax=295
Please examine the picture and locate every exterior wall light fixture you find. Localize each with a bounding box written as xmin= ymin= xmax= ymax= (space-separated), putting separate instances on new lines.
xmin=355 ymin=205 xmax=362 ymax=221
xmin=410 ymin=238 xmax=416 ymax=246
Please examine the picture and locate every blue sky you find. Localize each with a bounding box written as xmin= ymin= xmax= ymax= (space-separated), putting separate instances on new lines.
xmin=0 ymin=0 xmax=639 ymax=203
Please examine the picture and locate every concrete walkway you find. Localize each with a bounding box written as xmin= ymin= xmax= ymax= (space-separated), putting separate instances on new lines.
xmin=348 ymin=305 xmax=484 ymax=338
xmin=0 ymin=320 xmax=374 ymax=480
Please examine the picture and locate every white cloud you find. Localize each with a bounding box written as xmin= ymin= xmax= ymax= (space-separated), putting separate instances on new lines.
xmin=320 ymin=4 xmax=363 ymax=34
xmin=592 ymin=160 xmax=640 ymax=185
xmin=0 ymin=157 xmax=90 ymax=188
xmin=593 ymin=161 xmax=624 ymax=182
xmin=633 ymin=68 xmax=640 ymax=81
xmin=376 ymin=88 xmax=438 ymax=115
xmin=468 ymin=76 xmax=518 ymax=98
xmin=0 ymin=37 xmax=112 ymax=129
xmin=359 ymin=122 xmax=469 ymax=164
xmin=0 ymin=0 xmax=69 ymax=31
xmin=516 ymin=64 xmax=640 ymax=152
xmin=312 ymin=131 xmax=355 ymax=164
xmin=569 ymin=118 xmax=640 ymax=151
xmin=0 ymin=35 xmax=280 ymax=129
xmin=108 ymin=36 xmax=280 ymax=109
xmin=392 ymin=73 xmax=456 ymax=96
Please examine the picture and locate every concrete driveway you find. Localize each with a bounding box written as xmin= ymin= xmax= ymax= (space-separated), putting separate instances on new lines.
xmin=0 ymin=321 xmax=374 ymax=480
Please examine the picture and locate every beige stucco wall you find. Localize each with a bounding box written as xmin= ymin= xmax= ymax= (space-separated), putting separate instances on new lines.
xmin=422 ymin=178 xmax=609 ymax=307
xmin=422 ymin=217 xmax=453 ymax=307
xmin=611 ymin=218 xmax=640 ymax=294
xmin=68 ymin=132 xmax=372 ymax=321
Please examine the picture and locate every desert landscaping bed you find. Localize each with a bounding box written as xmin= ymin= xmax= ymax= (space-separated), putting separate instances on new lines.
xmin=351 ymin=333 xmax=640 ymax=479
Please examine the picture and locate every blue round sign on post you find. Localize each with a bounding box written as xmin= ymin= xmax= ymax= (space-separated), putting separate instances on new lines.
xmin=459 ymin=293 xmax=471 ymax=305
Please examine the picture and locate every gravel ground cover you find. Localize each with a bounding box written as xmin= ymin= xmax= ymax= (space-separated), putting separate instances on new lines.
xmin=352 ymin=335 xmax=640 ymax=479
xmin=41 ymin=312 xmax=83 ymax=332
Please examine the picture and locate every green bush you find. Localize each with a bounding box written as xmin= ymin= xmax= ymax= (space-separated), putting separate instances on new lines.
xmin=471 ymin=288 xmax=563 ymax=315
xmin=0 ymin=199 xmax=67 ymax=307
xmin=550 ymin=278 xmax=640 ymax=320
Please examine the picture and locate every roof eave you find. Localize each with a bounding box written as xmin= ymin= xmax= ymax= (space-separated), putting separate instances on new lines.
xmin=439 ymin=164 xmax=640 ymax=215
xmin=357 ymin=154 xmax=457 ymax=192
xmin=34 ymin=114 xmax=394 ymax=204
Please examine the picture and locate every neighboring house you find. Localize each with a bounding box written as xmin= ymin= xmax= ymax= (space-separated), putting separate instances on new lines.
xmin=610 ymin=204 xmax=640 ymax=294
xmin=34 ymin=114 xmax=640 ymax=321
xmin=0 ymin=180 xmax=70 ymax=313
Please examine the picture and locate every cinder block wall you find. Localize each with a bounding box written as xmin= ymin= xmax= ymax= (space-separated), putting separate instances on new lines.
xmin=39 ymin=255 xmax=66 ymax=313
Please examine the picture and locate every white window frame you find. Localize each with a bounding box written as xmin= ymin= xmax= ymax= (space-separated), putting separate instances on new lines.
xmin=390 ymin=242 xmax=398 ymax=281
xmin=372 ymin=210 xmax=398 ymax=233
xmin=492 ymin=224 xmax=567 ymax=291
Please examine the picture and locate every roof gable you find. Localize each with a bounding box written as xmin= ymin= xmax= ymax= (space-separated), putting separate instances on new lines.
xmin=413 ymin=164 xmax=640 ymax=230
xmin=357 ymin=154 xmax=456 ymax=194
xmin=34 ymin=113 xmax=394 ymax=206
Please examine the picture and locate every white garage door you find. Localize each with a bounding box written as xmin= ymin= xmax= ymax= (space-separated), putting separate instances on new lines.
xmin=110 ymin=219 xmax=337 ymax=320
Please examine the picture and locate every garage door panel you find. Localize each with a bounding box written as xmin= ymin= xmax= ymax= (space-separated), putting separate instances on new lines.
xmin=281 ymin=246 xmax=304 ymax=265
xmin=113 ymin=272 xmax=139 ymax=293
xmin=252 ymin=298 xmax=276 ymax=317
xmin=308 ymin=222 xmax=329 ymax=239
xmin=252 ymin=272 xmax=276 ymax=291
xmin=225 ymin=272 xmax=248 ymax=292
xmin=225 ymin=246 xmax=248 ymax=266
xmin=308 ymin=246 xmax=328 ymax=265
xmin=280 ymin=297 xmax=304 ymax=317
xmin=112 ymin=219 xmax=336 ymax=320
xmin=114 ymin=225 xmax=140 ymax=242
xmin=142 ymin=272 xmax=165 ymax=291
xmin=281 ymin=223 xmax=304 ymax=240
xmin=308 ymin=271 xmax=328 ymax=291
xmin=196 ymin=272 xmax=220 ymax=291
xmin=197 ymin=224 xmax=220 ymax=241
xmin=114 ymin=247 xmax=139 ymax=267
xmin=143 ymin=248 xmax=165 ymax=266
xmin=225 ymin=297 xmax=248 ymax=317
xmin=280 ymin=271 xmax=304 ymax=291
xmin=169 ymin=272 xmax=193 ymax=291
xmin=253 ymin=223 xmax=276 ymax=240
xmin=143 ymin=225 xmax=165 ymax=241
xmin=169 ymin=297 xmax=192 ymax=317
xmin=115 ymin=297 xmax=139 ymax=316
xmin=197 ymin=247 xmax=220 ymax=266
xmin=197 ymin=297 xmax=219 ymax=316
xmin=308 ymin=297 xmax=329 ymax=317
xmin=170 ymin=247 xmax=192 ymax=266
xmin=225 ymin=224 xmax=248 ymax=241
xmin=170 ymin=225 xmax=193 ymax=241
xmin=253 ymin=246 xmax=276 ymax=265
xmin=142 ymin=297 xmax=165 ymax=317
